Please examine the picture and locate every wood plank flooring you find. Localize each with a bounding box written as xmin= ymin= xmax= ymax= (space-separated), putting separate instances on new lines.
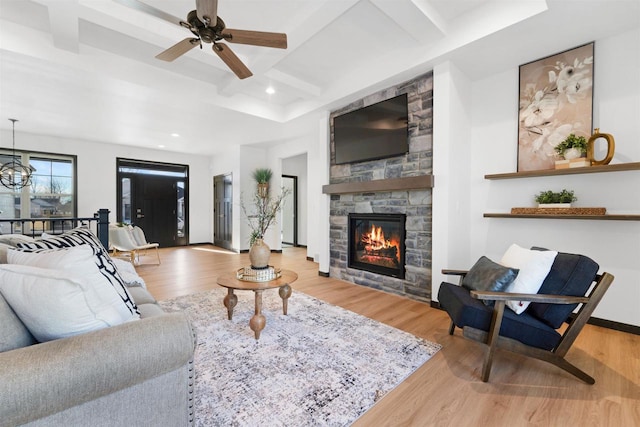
xmin=137 ymin=245 xmax=640 ymax=426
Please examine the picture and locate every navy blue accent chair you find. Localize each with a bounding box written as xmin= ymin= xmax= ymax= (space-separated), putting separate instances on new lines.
xmin=438 ymin=250 xmax=614 ymax=384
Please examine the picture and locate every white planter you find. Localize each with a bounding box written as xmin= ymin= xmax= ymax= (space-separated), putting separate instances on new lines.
xmin=538 ymin=203 xmax=572 ymax=208
xmin=562 ymin=148 xmax=582 ymax=160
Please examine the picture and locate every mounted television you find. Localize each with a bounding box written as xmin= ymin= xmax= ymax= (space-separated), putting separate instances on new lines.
xmin=333 ymin=93 xmax=408 ymax=165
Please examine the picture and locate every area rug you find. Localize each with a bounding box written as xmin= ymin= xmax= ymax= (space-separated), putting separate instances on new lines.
xmin=159 ymin=288 xmax=441 ymax=426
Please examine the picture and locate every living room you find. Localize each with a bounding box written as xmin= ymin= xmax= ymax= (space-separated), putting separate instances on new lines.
xmin=0 ymin=0 xmax=639 ymax=425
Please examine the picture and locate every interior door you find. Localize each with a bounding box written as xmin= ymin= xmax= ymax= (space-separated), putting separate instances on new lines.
xmin=214 ymin=173 xmax=233 ymax=250
xmin=281 ymin=175 xmax=297 ymax=246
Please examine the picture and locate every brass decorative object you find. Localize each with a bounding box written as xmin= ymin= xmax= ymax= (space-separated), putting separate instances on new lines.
xmin=257 ymin=183 xmax=268 ymax=198
xmin=236 ymin=266 xmax=282 ymax=282
xmin=587 ymin=128 xmax=615 ymax=166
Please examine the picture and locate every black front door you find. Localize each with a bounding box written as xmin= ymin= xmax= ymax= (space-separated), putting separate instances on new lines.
xmin=134 ymin=175 xmax=180 ymax=247
xmin=117 ymin=159 xmax=188 ymax=248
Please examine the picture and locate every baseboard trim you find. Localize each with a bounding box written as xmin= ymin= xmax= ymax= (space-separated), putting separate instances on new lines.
xmin=584 ymin=316 xmax=640 ymax=335
xmin=318 ymin=271 xmax=329 ymax=277
xmin=431 ymin=301 xmax=638 ymax=335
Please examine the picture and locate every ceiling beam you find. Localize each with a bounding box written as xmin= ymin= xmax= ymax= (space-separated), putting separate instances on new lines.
xmin=217 ymin=0 xmax=359 ymax=96
xmin=370 ymin=0 xmax=446 ymax=44
xmin=34 ymin=0 xmax=80 ymax=53
xmin=410 ymin=0 xmax=449 ymax=34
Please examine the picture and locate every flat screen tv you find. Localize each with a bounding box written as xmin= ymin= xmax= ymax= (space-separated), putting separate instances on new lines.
xmin=333 ymin=93 xmax=408 ymax=165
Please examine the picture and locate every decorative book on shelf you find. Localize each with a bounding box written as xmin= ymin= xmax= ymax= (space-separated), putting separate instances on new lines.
xmin=511 ymin=207 xmax=607 ymax=215
xmin=555 ymin=158 xmax=591 ymax=169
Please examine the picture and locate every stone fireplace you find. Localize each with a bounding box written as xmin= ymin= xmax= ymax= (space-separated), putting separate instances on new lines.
xmin=325 ymin=71 xmax=433 ymax=303
xmin=348 ymin=213 xmax=406 ymax=279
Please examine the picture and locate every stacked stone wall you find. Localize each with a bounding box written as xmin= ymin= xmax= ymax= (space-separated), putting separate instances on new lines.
xmin=329 ymin=72 xmax=433 ymax=302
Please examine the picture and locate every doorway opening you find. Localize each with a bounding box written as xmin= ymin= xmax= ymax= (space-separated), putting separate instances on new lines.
xmin=116 ymin=158 xmax=188 ymax=247
xmin=213 ymin=173 xmax=233 ymax=250
xmin=281 ymin=175 xmax=297 ymax=247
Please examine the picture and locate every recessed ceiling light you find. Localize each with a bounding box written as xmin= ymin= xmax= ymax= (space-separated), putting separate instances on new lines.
xmin=266 ymin=86 xmax=275 ymax=95
xmin=171 ymin=133 xmax=180 ymax=137
xmin=158 ymin=144 xmax=165 ymax=148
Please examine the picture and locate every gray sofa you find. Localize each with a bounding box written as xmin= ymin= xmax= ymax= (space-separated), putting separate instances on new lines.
xmin=0 ymin=284 xmax=196 ymax=427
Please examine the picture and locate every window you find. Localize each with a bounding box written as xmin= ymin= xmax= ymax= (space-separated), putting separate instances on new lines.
xmin=0 ymin=151 xmax=76 ymax=225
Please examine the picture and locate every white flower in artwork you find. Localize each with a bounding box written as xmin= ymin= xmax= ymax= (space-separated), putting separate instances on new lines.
xmin=527 ymin=123 xmax=578 ymax=162
xmin=554 ymin=56 xmax=593 ymax=103
xmin=520 ymin=90 xmax=558 ymax=128
xmin=546 ymin=123 xmax=575 ymax=149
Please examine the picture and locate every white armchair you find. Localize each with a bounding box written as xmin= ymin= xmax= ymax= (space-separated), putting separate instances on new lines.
xmin=109 ymin=226 xmax=160 ymax=265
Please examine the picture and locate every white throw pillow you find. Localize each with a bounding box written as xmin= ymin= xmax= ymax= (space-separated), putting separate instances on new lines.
xmin=110 ymin=257 xmax=147 ymax=288
xmin=0 ymin=264 xmax=137 ymax=342
xmin=15 ymin=227 xmax=140 ymax=316
xmin=7 ymin=246 xmax=138 ymax=323
xmin=500 ymin=244 xmax=558 ymax=314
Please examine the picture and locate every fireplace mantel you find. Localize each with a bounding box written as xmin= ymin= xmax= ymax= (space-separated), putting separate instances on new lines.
xmin=322 ymin=175 xmax=434 ymax=195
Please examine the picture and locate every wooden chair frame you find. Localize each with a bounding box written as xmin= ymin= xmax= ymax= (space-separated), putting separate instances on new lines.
xmin=442 ymin=269 xmax=615 ymax=384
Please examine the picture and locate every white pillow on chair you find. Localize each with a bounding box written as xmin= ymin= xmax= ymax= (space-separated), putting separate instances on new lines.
xmin=500 ymin=244 xmax=558 ymax=314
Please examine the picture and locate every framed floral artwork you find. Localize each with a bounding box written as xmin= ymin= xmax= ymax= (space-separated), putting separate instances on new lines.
xmin=517 ymin=42 xmax=594 ymax=171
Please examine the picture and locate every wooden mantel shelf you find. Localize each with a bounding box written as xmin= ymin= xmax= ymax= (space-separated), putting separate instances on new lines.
xmin=322 ymin=175 xmax=434 ymax=195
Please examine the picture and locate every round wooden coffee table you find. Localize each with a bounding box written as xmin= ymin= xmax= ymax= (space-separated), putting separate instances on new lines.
xmin=216 ymin=269 xmax=297 ymax=339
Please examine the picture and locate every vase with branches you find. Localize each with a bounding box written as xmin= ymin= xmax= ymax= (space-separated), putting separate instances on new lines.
xmin=241 ymin=187 xmax=291 ymax=268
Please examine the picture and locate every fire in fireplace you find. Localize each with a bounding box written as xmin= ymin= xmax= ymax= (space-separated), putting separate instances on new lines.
xmin=348 ymin=213 xmax=406 ymax=279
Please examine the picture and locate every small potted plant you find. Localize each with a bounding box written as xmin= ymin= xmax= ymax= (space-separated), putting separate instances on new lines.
xmin=534 ymin=189 xmax=577 ymax=208
xmin=252 ymin=168 xmax=273 ymax=198
xmin=554 ymin=134 xmax=588 ymax=160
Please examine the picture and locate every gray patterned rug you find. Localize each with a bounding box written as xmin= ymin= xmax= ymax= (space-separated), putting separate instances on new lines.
xmin=159 ymin=288 xmax=441 ymax=427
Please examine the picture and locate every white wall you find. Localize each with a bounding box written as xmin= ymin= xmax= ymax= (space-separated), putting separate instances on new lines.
xmin=432 ymin=61 xmax=473 ymax=300
xmin=1 ymin=131 xmax=212 ymax=243
xmin=432 ymin=27 xmax=640 ymax=327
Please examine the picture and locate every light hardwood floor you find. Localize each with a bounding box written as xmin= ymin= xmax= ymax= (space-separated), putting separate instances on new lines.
xmin=137 ymin=245 xmax=640 ymax=426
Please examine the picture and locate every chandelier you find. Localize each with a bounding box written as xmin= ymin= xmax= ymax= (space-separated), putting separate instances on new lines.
xmin=0 ymin=119 xmax=35 ymax=190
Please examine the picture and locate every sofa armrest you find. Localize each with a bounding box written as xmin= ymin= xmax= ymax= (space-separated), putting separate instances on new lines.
xmin=470 ymin=290 xmax=590 ymax=305
xmin=0 ymin=312 xmax=195 ymax=427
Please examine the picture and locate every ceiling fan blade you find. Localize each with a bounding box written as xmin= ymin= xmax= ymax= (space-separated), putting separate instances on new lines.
xmin=212 ymin=43 xmax=253 ymax=79
xmin=114 ymin=0 xmax=184 ymax=27
xmin=196 ymin=0 xmax=218 ymax=26
xmin=223 ymin=29 xmax=287 ymax=49
xmin=156 ymin=38 xmax=200 ymax=62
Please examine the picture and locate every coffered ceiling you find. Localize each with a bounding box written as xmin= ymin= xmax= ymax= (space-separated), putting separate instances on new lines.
xmin=0 ymin=0 xmax=638 ymax=154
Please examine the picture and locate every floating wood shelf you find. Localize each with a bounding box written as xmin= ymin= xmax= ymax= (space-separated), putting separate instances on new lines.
xmin=322 ymin=175 xmax=434 ymax=195
xmin=484 ymin=213 xmax=640 ymax=221
xmin=484 ymin=162 xmax=640 ymax=180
